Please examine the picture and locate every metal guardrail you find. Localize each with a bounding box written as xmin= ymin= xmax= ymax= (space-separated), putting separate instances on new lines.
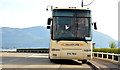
xmin=92 ymin=52 xmax=120 ymax=62
xmin=17 ymin=49 xmax=49 ymax=53
xmin=17 ymin=49 xmax=120 ymax=63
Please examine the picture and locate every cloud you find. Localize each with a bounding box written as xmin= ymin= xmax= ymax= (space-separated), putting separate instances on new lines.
xmin=0 ymin=10 xmax=13 ymax=26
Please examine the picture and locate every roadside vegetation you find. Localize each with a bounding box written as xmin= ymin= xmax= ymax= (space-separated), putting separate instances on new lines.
xmin=93 ymin=41 xmax=119 ymax=54
xmin=93 ymin=48 xmax=119 ymax=54
xmin=109 ymin=42 xmax=117 ymax=48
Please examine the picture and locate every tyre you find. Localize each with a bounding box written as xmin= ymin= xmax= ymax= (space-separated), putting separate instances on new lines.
xmin=82 ymin=60 xmax=87 ymax=64
xmin=50 ymin=59 xmax=55 ymax=62
xmin=49 ymin=55 xmax=55 ymax=62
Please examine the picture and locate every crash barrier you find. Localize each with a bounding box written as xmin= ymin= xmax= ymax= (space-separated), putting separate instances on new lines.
xmin=92 ymin=52 xmax=120 ymax=63
xmin=17 ymin=49 xmax=49 ymax=53
xmin=17 ymin=50 xmax=120 ymax=63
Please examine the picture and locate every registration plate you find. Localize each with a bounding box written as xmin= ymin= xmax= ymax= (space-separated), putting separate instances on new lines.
xmin=67 ymin=53 xmax=76 ymax=55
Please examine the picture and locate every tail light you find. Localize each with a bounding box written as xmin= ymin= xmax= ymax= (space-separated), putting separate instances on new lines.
xmin=52 ymin=49 xmax=55 ymax=51
xmin=51 ymin=49 xmax=60 ymax=51
xmin=89 ymin=49 xmax=91 ymax=51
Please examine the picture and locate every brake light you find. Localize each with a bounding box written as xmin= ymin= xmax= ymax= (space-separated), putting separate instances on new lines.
xmin=52 ymin=49 xmax=55 ymax=51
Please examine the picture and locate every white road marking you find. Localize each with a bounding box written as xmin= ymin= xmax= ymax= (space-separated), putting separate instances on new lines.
xmin=26 ymin=54 xmax=48 ymax=58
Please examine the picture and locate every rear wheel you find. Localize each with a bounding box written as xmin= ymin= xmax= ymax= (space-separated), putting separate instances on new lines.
xmin=49 ymin=55 xmax=55 ymax=62
xmin=50 ymin=59 xmax=55 ymax=62
xmin=82 ymin=60 xmax=87 ymax=64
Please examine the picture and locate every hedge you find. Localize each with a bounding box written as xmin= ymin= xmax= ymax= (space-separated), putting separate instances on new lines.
xmin=93 ymin=48 xmax=120 ymax=54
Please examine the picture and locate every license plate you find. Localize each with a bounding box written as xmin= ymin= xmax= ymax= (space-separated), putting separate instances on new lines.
xmin=67 ymin=53 xmax=70 ymax=55
xmin=67 ymin=53 xmax=76 ymax=55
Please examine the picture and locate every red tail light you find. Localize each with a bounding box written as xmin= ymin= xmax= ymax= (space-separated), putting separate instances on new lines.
xmin=52 ymin=49 xmax=55 ymax=51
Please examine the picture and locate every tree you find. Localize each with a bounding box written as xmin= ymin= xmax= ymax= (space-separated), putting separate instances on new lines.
xmin=109 ymin=42 xmax=116 ymax=48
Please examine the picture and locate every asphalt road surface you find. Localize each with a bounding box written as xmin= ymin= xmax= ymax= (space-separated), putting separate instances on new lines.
xmin=1 ymin=52 xmax=93 ymax=70
xmin=1 ymin=52 xmax=119 ymax=70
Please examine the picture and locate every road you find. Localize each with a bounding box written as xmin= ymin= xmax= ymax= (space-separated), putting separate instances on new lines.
xmin=2 ymin=52 xmax=93 ymax=70
xmin=1 ymin=52 xmax=119 ymax=70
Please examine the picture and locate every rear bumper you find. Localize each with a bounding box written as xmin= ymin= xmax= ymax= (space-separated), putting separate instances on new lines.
xmin=50 ymin=52 xmax=92 ymax=60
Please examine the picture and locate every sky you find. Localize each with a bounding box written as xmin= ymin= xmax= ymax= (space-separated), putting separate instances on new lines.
xmin=0 ymin=0 xmax=119 ymax=40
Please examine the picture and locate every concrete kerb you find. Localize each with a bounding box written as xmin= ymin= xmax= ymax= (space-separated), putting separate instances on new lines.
xmin=93 ymin=57 xmax=118 ymax=65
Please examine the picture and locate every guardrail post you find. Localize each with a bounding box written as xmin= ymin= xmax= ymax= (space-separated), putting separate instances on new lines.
xmin=102 ymin=52 xmax=103 ymax=58
xmin=118 ymin=55 xmax=120 ymax=68
xmin=112 ymin=55 xmax=114 ymax=61
xmin=97 ymin=52 xmax=98 ymax=57
xmin=107 ymin=54 xmax=108 ymax=59
xmin=118 ymin=56 xmax=119 ymax=62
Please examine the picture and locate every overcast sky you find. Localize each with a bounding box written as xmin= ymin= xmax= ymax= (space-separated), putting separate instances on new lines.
xmin=0 ymin=0 xmax=119 ymax=40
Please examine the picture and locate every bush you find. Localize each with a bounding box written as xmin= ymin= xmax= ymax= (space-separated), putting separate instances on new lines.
xmin=93 ymin=48 xmax=120 ymax=54
xmin=109 ymin=42 xmax=116 ymax=48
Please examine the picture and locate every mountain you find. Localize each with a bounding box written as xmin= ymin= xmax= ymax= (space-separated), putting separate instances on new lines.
xmin=1 ymin=26 xmax=118 ymax=49
xmin=1 ymin=26 xmax=50 ymax=49
xmin=92 ymin=30 xmax=118 ymax=48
